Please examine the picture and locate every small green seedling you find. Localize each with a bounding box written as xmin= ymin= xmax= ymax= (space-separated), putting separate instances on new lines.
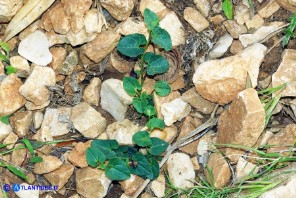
xmin=86 ymin=9 xmax=172 ymax=181
xmin=0 ymin=41 xmax=17 ymax=75
xmin=282 ymin=14 xmax=296 ymax=47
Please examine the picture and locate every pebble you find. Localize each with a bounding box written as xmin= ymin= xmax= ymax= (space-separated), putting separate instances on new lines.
xmin=209 ymin=33 xmax=233 ymax=59
xmin=184 ymin=7 xmax=209 ymax=32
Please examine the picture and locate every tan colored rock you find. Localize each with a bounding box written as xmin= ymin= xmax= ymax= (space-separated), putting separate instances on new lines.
xmin=210 ymin=15 xmax=225 ymax=25
xmin=66 ymin=28 xmax=97 ymax=47
xmin=3 ymin=132 xmax=18 ymax=149
xmin=139 ymin=0 xmax=169 ymax=19
xmin=267 ymin=124 xmax=296 ymax=154
xmin=184 ymin=7 xmax=209 ymax=33
xmin=76 ymin=167 xmax=111 ymax=198
xmin=194 ymin=0 xmax=210 ymax=17
xmin=70 ymin=14 xmax=84 ymax=34
xmin=33 ymin=111 xmax=44 ymax=129
xmin=246 ymin=14 xmax=264 ymax=30
xmin=150 ymin=125 xmax=177 ymax=143
xmin=0 ymin=74 xmax=25 ymax=116
xmin=159 ymin=12 xmax=185 ymax=47
xmin=170 ymin=75 xmax=186 ymax=91
xmin=216 ymin=88 xmax=265 ymax=160
xmin=0 ymin=62 xmax=4 ymax=74
xmin=161 ymin=98 xmax=191 ymax=126
xmin=0 ymin=122 xmax=12 ymax=141
xmin=83 ymin=77 xmax=101 ymax=106
xmin=276 ymin=0 xmax=296 ymax=12
xmin=67 ymin=141 xmax=91 ymax=168
xmin=223 ymin=20 xmax=247 ymax=39
xmin=40 ymin=2 xmax=70 ymax=34
xmin=19 ymin=66 xmax=56 ymax=106
xmin=119 ymin=174 xmax=144 ymax=196
xmin=9 ymin=56 xmax=30 ymax=77
xmin=11 ymin=144 xmax=28 ymax=166
xmin=15 ymin=183 xmax=39 ymax=198
xmin=177 ymin=116 xmax=202 ymax=155
xmin=117 ymin=17 xmax=149 ymax=39
xmin=44 ymin=164 xmax=74 ymax=189
xmin=81 ymin=30 xmax=120 ymax=63
xmin=32 ymin=126 xmax=53 ymax=142
xmin=235 ymin=157 xmax=259 ymax=182
xmin=258 ymin=0 xmax=280 ymax=18
xmin=34 ymin=155 xmax=63 ymax=174
xmin=84 ymin=9 xmax=105 ymax=34
xmin=46 ymin=31 xmax=68 ymax=47
xmin=191 ymin=157 xmax=201 ymax=171
xmin=151 ymin=174 xmax=166 ymax=198
xmin=230 ymin=40 xmax=244 ymax=55
xmin=109 ymin=52 xmax=133 ymax=73
xmin=71 ymin=102 xmax=106 ymax=138
xmin=100 ymin=79 xmax=133 ymax=121
xmin=41 ymin=107 xmax=72 ymax=137
xmin=239 ymin=22 xmax=285 ymax=47
xmin=206 ymin=152 xmax=231 ymax=188
xmin=49 ymin=47 xmax=67 ymax=71
xmin=234 ymin=4 xmax=250 ymax=25
xmin=167 ymin=153 xmax=195 ymax=189
xmin=0 ymin=0 xmax=22 ymax=22
xmin=10 ymin=111 xmax=32 ymax=138
xmin=63 ymin=0 xmax=92 ymax=16
xmin=101 ymin=0 xmax=134 ymax=21
xmin=193 ymin=44 xmax=267 ymax=105
xmin=106 ymin=119 xmax=140 ymax=145
xmin=272 ymin=49 xmax=296 ymax=97
xmin=153 ymin=91 xmax=180 ymax=119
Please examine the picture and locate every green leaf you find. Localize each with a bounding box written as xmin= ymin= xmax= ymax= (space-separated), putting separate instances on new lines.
xmin=282 ymin=14 xmax=296 ymax=47
xmin=144 ymin=105 xmax=156 ymax=117
xmin=0 ymin=144 xmax=7 ymax=149
xmin=117 ymin=33 xmax=147 ymax=57
xmin=0 ymin=115 xmax=11 ymax=125
xmin=144 ymin=52 xmax=169 ymax=76
xmin=123 ymin=77 xmax=142 ymax=96
xmin=146 ymin=118 xmax=165 ymax=130
xmin=92 ymin=140 xmax=119 ymax=159
xmin=133 ymin=97 xmax=149 ymax=114
xmin=132 ymin=131 xmax=152 ymax=147
xmin=144 ymin=8 xmax=159 ymax=30
xmin=0 ymin=42 xmax=10 ymax=56
xmin=22 ymin=139 xmax=34 ymax=155
xmin=148 ymin=137 xmax=169 ymax=156
xmin=86 ymin=147 xmax=106 ymax=167
xmin=222 ymin=0 xmax=233 ymax=20
xmin=151 ymin=26 xmax=172 ymax=51
xmin=147 ymin=155 xmax=160 ymax=179
xmin=130 ymin=152 xmax=153 ymax=179
xmin=154 ymin=81 xmax=171 ymax=96
xmin=0 ymin=51 xmax=9 ymax=63
xmin=30 ymin=141 xmax=44 ymax=150
xmin=29 ymin=156 xmax=43 ymax=163
xmin=106 ymin=158 xmax=131 ymax=180
xmin=6 ymin=165 xmax=28 ymax=181
xmin=6 ymin=66 xmax=17 ymax=75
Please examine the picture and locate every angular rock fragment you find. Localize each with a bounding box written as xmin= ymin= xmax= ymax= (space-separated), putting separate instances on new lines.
xmin=258 ymin=0 xmax=280 ymax=18
xmin=44 ymin=164 xmax=74 ymax=189
xmin=235 ymin=157 xmax=259 ymax=182
xmin=100 ymin=79 xmax=133 ymax=121
xmin=83 ymin=77 xmax=101 ymax=106
xmin=117 ymin=17 xmax=149 ymax=39
xmin=84 ymin=9 xmax=105 ymax=34
xmin=18 ymin=31 xmax=52 ymax=66
xmin=0 ymin=121 xmax=12 ymax=141
xmin=276 ymin=0 xmax=296 ymax=12
xmin=153 ymin=91 xmax=180 ymax=119
xmin=10 ymin=111 xmax=32 ymax=137
xmin=272 ymin=49 xmax=296 ymax=97
xmin=101 ymin=0 xmax=134 ymax=21
xmin=139 ymin=0 xmax=169 ymax=19
xmin=216 ymin=89 xmax=265 ymax=161
xmin=34 ymin=155 xmax=63 ymax=174
xmin=71 ymin=102 xmax=106 ymax=138
xmin=194 ymin=0 xmax=211 ymax=17
xmin=0 ymin=0 xmax=22 ymax=22
xmin=76 ymin=167 xmax=111 ymax=198
xmin=209 ymin=33 xmax=233 ymax=59
xmin=9 ymin=56 xmax=30 ymax=77
xmin=167 ymin=153 xmax=195 ymax=188
xmin=184 ymin=7 xmax=209 ymax=32
xmin=119 ymin=174 xmax=144 ymax=196
xmin=193 ymin=44 xmax=267 ymax=105
xmin=151 ymin=174 xmax=166 ymax=198
xmin=49 ymin=47 xmax=67 ymax=71
xmin=223 ymin=20 xmax=247 ymax=39
xmin=58 ymin=51 xmax=78 ymax=75
xmin=67 ymin=141 xmax=91 ymax=168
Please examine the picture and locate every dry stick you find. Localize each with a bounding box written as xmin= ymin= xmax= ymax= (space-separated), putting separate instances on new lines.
xmin=132 ymin=105 xmax=219 ymax=198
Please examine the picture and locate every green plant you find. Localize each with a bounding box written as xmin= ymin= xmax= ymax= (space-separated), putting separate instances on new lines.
xmin=85 ymin=9 xmax=172 ymax=181
xmin=222 ymin=0 xmax=233 ymax=20
xmin=0 ymin=42 xmax=17 ymax=75
xmin=282 ymin=14 xmax=296 ymax=47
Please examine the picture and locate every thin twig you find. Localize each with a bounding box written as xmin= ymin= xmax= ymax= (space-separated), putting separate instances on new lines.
xmin=132 ymin=105 xmax=219 ymax=198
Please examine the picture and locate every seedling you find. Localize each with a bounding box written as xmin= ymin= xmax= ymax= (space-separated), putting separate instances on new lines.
xmin=282 ymin=14 xmax=296 ymax=47
xmin=0 ymin=42 xmax=17 ymax=75
xmin=85 ymin=9 xmax=172 ymax=181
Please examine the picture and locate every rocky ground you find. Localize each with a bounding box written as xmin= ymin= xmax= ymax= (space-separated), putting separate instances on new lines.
xmin=0 ymin=0 xmax=296 ymax=198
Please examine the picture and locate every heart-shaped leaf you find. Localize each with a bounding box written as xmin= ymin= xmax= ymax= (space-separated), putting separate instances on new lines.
xmin=144 ymin=105 xmax=156 ymax=117
xmin=154 ymin=80 xmax=171 ymax=96
xmin=86 ymin=147 xmax=106 ymax=167
xmin=106 ymin=158 xmax=131 ymax=180
xmin=92 ymin=140 xmax=119 ymax=159
xmin=29 ymin=156 xmax=43 ymax=163
xmin=146 ymin=118 xmax=165 ymax=130
xmin=148 ymin=137 xmax=169 ymax=156
xmin=151 ymin=27 xmax=172 ymax=51
xmin=144 ymin=52 xmax=169 ymax=76
xmin=117 ymin=33 xmax=147 ymax=57
xmin=144 ymin=8 xmax=159 ymax=30
xmin=123 ymin=77 xmax=142 ymax=96
xmin=132 ymin=131 xmax=152 ymax=147
xmin=130 ymin=152 xmax=153 ymax=179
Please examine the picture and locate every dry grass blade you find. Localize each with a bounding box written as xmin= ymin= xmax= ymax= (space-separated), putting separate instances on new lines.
xmin=2 ymin=0 xmax=56 ymax=42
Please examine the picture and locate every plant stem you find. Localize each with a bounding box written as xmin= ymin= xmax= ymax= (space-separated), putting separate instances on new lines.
xmin=139 ymin=32 xmax=152 ymax=86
